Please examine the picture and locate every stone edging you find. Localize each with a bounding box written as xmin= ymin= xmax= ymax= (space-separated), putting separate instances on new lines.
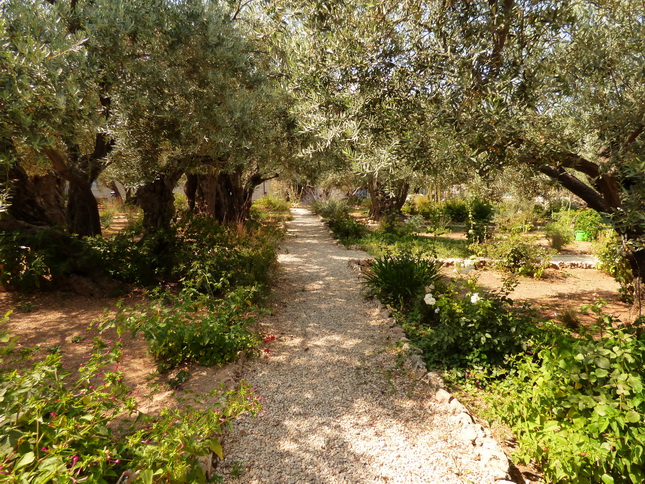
xmin=348 ymin=258 xmax=517 ymax=484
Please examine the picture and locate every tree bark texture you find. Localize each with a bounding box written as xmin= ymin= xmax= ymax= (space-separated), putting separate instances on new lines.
xmin=367 ymin=177 xmax=409 ymax=223
xmin=186 ymin=168 xmax=269 ymax=223
xmin=136 ymin=170 xmax=183 ymax=232
xmin=1 ymin=164 xmax=66 ymax=231
xmin=43 ymin=131 xmax=113 ymax=237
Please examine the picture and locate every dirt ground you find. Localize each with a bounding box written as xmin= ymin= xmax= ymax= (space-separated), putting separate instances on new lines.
xmin=471 ymin=267 xmax=636 ymax=325
xmin=0 ymin=289 xmax=247 ymax=414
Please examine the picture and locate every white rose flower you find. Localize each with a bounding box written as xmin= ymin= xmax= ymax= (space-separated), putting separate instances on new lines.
xmin=434 ymin=308 xmax=440 ymax=314
xmin=470 ymin=293 xmax=481 ymax=304
xmin=424 ymin=293 xmax=436 ymax=306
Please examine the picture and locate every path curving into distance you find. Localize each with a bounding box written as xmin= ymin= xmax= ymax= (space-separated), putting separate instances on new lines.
xmin=220 ymin=207 xmax=510 ymax=483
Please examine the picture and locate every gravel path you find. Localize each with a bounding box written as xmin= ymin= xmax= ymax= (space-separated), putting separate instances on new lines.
xmin=220 ymin=208 xmax=511 ymax=483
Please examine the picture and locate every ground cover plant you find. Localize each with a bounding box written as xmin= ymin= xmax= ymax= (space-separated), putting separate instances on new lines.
xmin=311 ymin=199 xmax=368 ymax=243
xmin=492 ymin=312 xmax=645 ymax=484
xmin=0 ymin=332 xmax=262 ymax=482
xmin=361 ymin=252 xmax=440 ymax=311
xmin=472 ymin=235 xmax=555 ymax=278
xmin=106 ymin=285 xmax=262 ymax=373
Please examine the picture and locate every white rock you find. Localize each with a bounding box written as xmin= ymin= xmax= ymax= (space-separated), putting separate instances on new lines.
xmin=435 ymin=388 xmax=452 ymax=404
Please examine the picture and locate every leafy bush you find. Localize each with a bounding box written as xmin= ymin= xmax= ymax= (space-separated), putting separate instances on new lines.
xmin=88 ymin=214 xmax=280 ymax=291
xmin=0 ymin=338 xmax=262 ymax=482
xmin=545 ymin=222 xmax=573 ymax=250
xmin=596 ymin=229 xmax=635 ymax=303
xmin=311 ymin=198 xmax=367 ymax=243
xmin=359 ymin=230 xmax=471 ymax=259
xmin=99 ymin=201 xmax=120 ymax=229
xmin=442 ymin=199 xmax=469 ymax=223
xmin=0 ymin=229 xmax=100 ymax=291
xmin=109 ymin=286 xmax=261 ymax=372
xmin=405 ymin=284 xmax=536 ymax=369
xmin=398 ymin=215 xmax=425 ymax=236
xmin=469 ymin=197 xmax=494 ymax=223
xmin=253 ymin=195 xmax=290 ymax=212
xmin=327 ymin=212 xmax=368 ymax=242
xmin=412 ymin=195 xmax=436 ymax=219
xmin=310 ymin=198 xmax=350 ymax=220
xmin=473 ymin=235 xmax=554 ymax=278
xmin=361 ymin=252 xmax=440 ymax=310
xmin=466 ymin=198 xmax=494 ymax=243
xmin=495 ymin=322 xmax=645 ymax=484
xmin=575 ymin=208 xmax=608 ymax=240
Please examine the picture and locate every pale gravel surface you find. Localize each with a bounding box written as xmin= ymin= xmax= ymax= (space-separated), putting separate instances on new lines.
xmin=220 ymin=208 xmax=507 ymax=483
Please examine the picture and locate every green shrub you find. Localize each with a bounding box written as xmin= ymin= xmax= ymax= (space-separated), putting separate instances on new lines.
xmin=469 ymin=197 xmax=494 ymax=223
xmin=398 ymin=215 xmax=425 ymax=236
xmin=596 ymin=229 xmax=635 ymax=303
xmin=545 ymin=221 xmax=574 ymax=250
xmin=405 ymin=284 xmax=536 ymax=369
xmin=361 ymin=252 xmax=440 ymax=310
xmin=252 ymin=195 xmax=290 ymax=212
xmin=0 ymin=340 xmax=262 ymax=482
xmin=575 ymin=208 xmax=608 ymax=240
xmin=0 ymin=229 xmax=100 ymax=292
xmin=88 ymin=214 xmax=280 ymax=291
xmin=311 ymin=199 xmax=367 ymax=243
xmin=413 ymin=195 xmax=436 ymax=219
xmin=495 ymin=322 xmax=645 ymax=483
xmin=442 ymin=199 xmax=469 ymax=223
xmin=110 ymin=286 xmax=261 ymax=372
xmin=359 ymin=230 xmax=471 ymax=259
xmin=327 ymin=212 xmax=368 ymax=242
xmin=310 ymin=198 xmax=350 ymax=220
xmin=474 ymin=235 xmax=554 ymax=278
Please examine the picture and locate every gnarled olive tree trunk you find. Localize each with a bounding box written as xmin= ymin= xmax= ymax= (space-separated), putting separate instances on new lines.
xmin=1 ymin=164 xmax=66 ymax=231
xmin=366 ymin=176 xmax=409 ymax=225
xmin=136 ymin=170 xmax=183 ymax=232
xmin=185 ymin=167 xmax=271 ymax=223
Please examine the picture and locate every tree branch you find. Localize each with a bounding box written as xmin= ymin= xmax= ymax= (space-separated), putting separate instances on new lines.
xmin=538 ymin=165 xmax=609 ymax=212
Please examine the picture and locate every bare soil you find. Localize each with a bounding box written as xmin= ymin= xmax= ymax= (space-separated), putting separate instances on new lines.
xmin=470 ymin=267 xmax=636 ymax=325
xmin=0 ymin=289 xmax=245 ymax=414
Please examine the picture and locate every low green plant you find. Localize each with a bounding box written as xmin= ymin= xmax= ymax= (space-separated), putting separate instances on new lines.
xmin=99 ymin=200 xmax=122 ymax=229
xmin=494 ymin=319 xmax=645 ymax=484
xmin=544 ymin=221 xmax=574 ymax=250
xmin=575 ymin=208 xmax=608 ymax=240
xmin=405 ymin=281 xmax=536 ymax=369
xmin=359 ymin=231 xmax=471 ymax=259
xmin=326 ymin=212 xmax=368 ymax=242
xmin=108 ymin=286 xmax=261 ymax=372
xmin=469 ymin=197 xmax=494 ymax=223
xmin=310 ymin=198 xmax=350 ymax=220
xmin=0 ymin=337 xmax=262 ymax=482
xmin=473 ymin=235 xmax=554 ymax=278
xmin=404 ymin=214 xmax=426 ymax=235
xmin=544 ymin=208 xmax=578 ymax=250
xmin=596 ymin=229 xmax=635 ymax=304
xmin=361 ymin=252 xmax=440 ymax=310
xmin=412 ymin=195 xmax=435 ymax=219
xmin=442 ymin=199 xmax=469 ymax=223
xmin=252 ymin=195 xmax=290 ymax=213
xmin=88 ymin=214 xmax=280 ymax=291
